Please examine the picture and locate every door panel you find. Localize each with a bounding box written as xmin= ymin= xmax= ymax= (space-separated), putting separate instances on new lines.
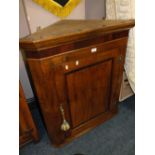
xmin=66 ymin=60 xmax=112 ymax=128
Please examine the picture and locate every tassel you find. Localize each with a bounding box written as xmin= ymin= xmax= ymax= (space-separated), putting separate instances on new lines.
xmin=60 ymin=104 xmax=70 ymax=131
xmin=61 ymin=120 xmax=70 ymax=131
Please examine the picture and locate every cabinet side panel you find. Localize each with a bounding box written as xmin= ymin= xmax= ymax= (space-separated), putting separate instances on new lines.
xmin=109 ymin=38 xmax=128 ymax=109
xmin=27 ymin=59 xmax=66 ymax=145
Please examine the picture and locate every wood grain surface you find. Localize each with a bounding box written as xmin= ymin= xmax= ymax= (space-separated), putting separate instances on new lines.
xmin=19 ymin=20 xmax=134 ymax=146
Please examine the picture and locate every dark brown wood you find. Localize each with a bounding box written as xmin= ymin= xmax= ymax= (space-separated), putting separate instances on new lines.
xmin=19 ymin=82 xmax=39 ymax=147
xmin=67 ymin=60 xmax=112 ymax=128
xmin=19 ymin=19 xmax=134 ymax=147
xmin=19 ymin=19 xmax=134 ymax=52
xmin=22 ymin=30 xmax=129 ymax=59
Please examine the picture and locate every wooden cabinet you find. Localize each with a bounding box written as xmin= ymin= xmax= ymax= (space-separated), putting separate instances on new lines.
xmin=20 ymin=20 xmax=134 ymax=146
xmin=19 ymin=82 xmax=39 ymax=147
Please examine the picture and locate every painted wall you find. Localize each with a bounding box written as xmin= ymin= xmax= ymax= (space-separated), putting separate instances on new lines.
xmin=24 ymin=0 xmax=85 ymax=33
xmin=19 ymin=0 xmax=85 ymax=99
xmin=19 ymin=0 xmax=34 ymax=99
xmin=85 ymin=0 xmax=106 ymax=19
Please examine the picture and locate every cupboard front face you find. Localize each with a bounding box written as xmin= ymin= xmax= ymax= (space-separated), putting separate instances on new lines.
xmin=66 ymin=60 xmax=112 ymax=128
xmin=28 ymin=39 xmax=126 ymax=146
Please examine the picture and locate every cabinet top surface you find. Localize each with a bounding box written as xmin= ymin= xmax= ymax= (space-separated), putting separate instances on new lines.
xmin=20 ymin=19 xmax=134 ymax=45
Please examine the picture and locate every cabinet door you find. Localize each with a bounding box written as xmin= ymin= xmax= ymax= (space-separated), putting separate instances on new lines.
xmin=66 ymin=60 xmax=112 ymax=128
xmin=53 ymin=46 xmax=121 ymax=135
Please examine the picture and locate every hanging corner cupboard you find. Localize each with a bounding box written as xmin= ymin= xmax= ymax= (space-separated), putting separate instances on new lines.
xmin=20 ymin=19 xmax=135 ymax=146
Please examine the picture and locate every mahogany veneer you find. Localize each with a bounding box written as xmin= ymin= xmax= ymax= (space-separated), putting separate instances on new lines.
xmin=20 ymin=19 xmax=135 ymax=146
xmin=19 ymin=82 xmax=39 ymax=147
